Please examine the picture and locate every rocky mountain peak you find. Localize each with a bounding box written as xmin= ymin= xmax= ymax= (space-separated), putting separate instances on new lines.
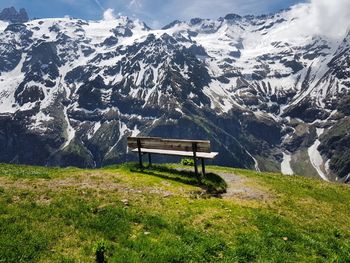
xmin=224 ymin=13 xmax=242 ymax=20
xmin=0 ymin=7 xmax=29 ymax=23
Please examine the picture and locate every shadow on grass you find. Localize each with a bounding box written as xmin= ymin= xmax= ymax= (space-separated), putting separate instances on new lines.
xmin=126 ymin=163 xmax=227 ymax=196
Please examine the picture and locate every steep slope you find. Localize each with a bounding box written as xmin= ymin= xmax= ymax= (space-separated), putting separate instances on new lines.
xmin=0 ymin=5 xmax=349 ymax=181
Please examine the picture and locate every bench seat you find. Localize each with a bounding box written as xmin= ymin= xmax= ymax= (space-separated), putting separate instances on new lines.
xmin=131 ymin=148 xmax=218 ymax=159
xmin=127 ymin=136 xmax=218 ymax=177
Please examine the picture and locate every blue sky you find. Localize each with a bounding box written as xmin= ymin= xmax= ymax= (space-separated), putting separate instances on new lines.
xmin=1 ymin=0 xmax=306 ymax=28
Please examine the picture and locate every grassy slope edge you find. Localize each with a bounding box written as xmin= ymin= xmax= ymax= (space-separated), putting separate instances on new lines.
xmin=0 ymin=163 xmax=349 ymax=262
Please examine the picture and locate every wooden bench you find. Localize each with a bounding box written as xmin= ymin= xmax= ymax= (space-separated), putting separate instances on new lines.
xmin=127 ymin=137 xmax=218 ymax=177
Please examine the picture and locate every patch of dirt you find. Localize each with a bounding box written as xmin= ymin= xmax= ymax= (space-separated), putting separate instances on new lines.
xmin=216 ymin=172 xmax=271 ymax=201
xmin=0 ymin=170 xmax=271 ymax=201
xmin=0 ymin=172 xmax=178 ymax=198
xmin=174 ymin=167 xmax=271 ymax=200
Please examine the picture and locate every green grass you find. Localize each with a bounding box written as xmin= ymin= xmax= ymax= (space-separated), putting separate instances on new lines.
xmin=0 ymin=163 xmax=70 ymax=179
xmin=0 ymin=163 xmax=350 ymax=262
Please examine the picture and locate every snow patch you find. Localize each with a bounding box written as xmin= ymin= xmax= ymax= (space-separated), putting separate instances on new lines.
xmin=61 ymin=108 xmax=76 ymax=149
xmin=131 ymin=125 xmax=140 ymax=137
xmin=29 ymin=111 xmax=53 ymax=132
xmin=308 ymin=128 xmax=329 ymax=181
xmin=281 ymin=152 xmax=294 ymax=175
xmin=107 ymin=121 xmax=128 ymax=155
xmin=87 ymin=121 xmax=101 ymax=139
xmin=0 ymin=21 xmax=8 ymax=31
xmin=0 ymin=54 xmax=26 ymax=113
xmin=245 ymin=150 xmax=260 ymax=172
xmin=103 ymin=9 xmax=116 ymax=21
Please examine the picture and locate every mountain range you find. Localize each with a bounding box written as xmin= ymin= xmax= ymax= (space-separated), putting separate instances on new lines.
xmin=0 ymin=6 xmax=349 ymax=182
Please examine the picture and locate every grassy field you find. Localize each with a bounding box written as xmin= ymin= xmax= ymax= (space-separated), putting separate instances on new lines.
xmin=0 ymin=163 xmax=350 ymax=262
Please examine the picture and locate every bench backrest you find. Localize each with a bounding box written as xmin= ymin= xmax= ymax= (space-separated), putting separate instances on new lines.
xmin=127 ymin=137 xmax=211 ymax=153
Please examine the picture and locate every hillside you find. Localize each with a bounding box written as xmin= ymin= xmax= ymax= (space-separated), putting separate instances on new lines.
xmin=0 ymin=163 xmax=349 ymax=262
xmin=0 ymin=6 xmax=349 ymax=181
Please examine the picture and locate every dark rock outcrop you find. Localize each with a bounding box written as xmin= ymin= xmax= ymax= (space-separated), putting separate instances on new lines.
xmin=0 ymin=7 xmax=29 ymax=23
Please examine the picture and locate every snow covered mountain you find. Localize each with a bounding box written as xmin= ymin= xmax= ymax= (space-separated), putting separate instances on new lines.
xmin=0 ymin=6 xmax=349 ymax=182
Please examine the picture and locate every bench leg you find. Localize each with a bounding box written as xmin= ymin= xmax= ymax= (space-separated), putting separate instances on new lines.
xmin=138 ymin=151 xmax=143 ymax=168
xmin=201 ymin=158 xmax=206 ymax=176
xmin=194 ymin=158 xmax=198 ymax=178
xmin=148 ymin=153 xmax=152 ymax=167
xmin=137 ymin=139 xmax=143 ymax=168
xmin=192 ymin=142 xmax=200 ymax=180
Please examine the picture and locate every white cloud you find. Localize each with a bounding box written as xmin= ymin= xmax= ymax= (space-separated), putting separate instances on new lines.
xmin=103 ymin=8 xmax=116 ymax=21
xmin=129 ymin=0 xmax=143 ymax=10
xmin=289 ymin=0 xmax=350 ymax=39
xmin=174 ymin=0 xmax=349 ymax=40
xmin=308 ymin=0 xmax=350 ymax=38
xmin=150 ymin=20 xmax=161 ymax=29
xmin=99 ymin=0 xmax=349 ymax=38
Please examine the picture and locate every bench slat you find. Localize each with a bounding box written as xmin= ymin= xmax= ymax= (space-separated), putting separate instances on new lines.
xmin=127 ymin=137 xmax=211 ymax=153
xmin=127 ymin=137 xmax=210 ymax=144
xmin=131 ymin=148 xmax=218 ymax=159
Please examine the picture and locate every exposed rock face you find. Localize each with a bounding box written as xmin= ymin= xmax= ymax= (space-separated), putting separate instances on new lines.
xmin=0 ymin=7 xmax=29 ymax=23
xmin=0 ymin=6 xmax=349 ymax=182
